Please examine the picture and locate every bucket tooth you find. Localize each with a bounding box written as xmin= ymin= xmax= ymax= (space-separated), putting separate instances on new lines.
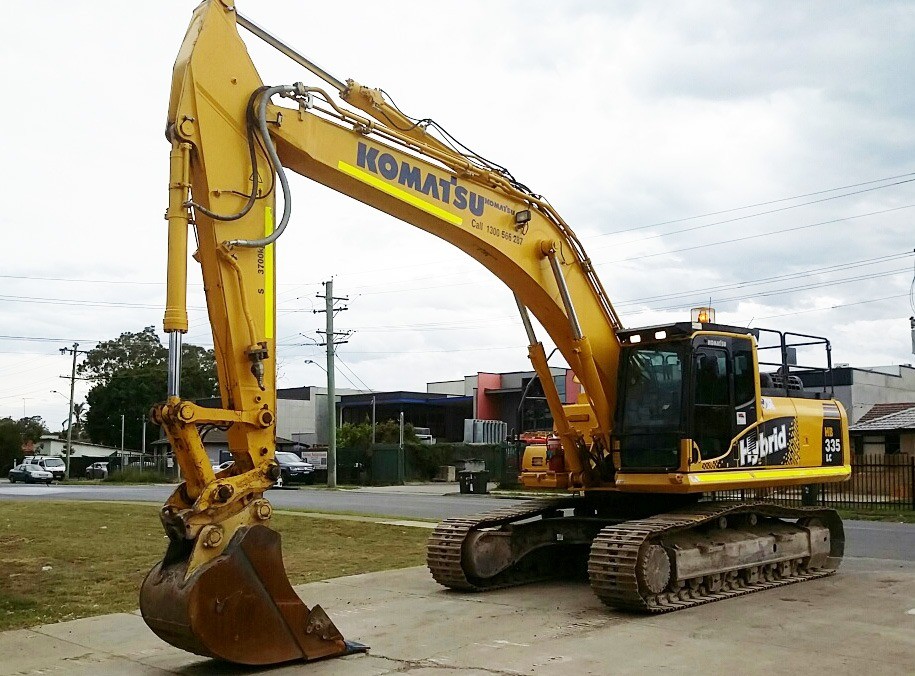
xmin=140 ymin=523 xmax=366 ymax=666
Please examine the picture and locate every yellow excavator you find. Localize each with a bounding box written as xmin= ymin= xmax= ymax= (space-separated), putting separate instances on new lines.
xmin=141 ymin=1 xmax=851 ymax=666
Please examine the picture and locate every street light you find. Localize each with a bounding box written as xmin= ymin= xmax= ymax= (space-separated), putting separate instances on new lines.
xmin=303 ymin=359 xmax=328 ymax=373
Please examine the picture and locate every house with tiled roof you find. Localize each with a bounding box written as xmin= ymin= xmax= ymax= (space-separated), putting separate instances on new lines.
xmin=849 ymin=403 xmax=915 ymax=455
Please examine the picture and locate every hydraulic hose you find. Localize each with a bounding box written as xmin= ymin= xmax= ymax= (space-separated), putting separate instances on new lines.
xmin=225 ymin=85 xmax=296 ymax=248
xmin=187 ymin=88 xmax=267 ymax=223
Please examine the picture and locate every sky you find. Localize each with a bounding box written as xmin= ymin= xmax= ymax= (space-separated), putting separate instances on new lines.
xmin=1 ymin=1 xmax=914 ymax=436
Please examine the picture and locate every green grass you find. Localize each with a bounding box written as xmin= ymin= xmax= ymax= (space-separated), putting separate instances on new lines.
xmin=0 ymin=501 xmax=429 ymax=631
xmin=836 ymin=508 xmax=915 ymax=524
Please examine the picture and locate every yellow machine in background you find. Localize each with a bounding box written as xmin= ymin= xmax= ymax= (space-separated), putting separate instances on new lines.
xmin=520 ymin=433 xmax=570 ymax=489
xmin=141 ymin=2 xmax=851 ymax=666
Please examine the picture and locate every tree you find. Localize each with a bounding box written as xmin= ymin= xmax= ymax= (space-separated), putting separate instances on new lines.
xmin=70 ymin=402 xmax=87 ymax=440
xmin=79 ymin=327 xmax=218 ymax=449
xmin=337 ymin=422 xmax=373 ymax=451
xmin=0 ymin=418 xmax=22 ymax=474
xmin=375 ymin=419 xmax=417 ymax=444
xmin=79 ymin=326 xmax=166 ymax=382
xmin=17 ymin=415 xmax=48 ymax=443
xmin=0 ymin=416 xmax=50 ymax=473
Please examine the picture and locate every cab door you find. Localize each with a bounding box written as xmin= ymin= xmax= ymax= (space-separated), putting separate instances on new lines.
xmin=730 ymin=337 xmax=759 ymax=435
xmin=690 ymin=337 xmax=759 ymax=465
xmin=691 ymin=346 xmax=733 ymax=459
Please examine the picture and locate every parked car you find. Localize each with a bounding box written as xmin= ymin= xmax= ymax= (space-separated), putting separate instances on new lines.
xmin=22 ymin=455 xmax=66 ymax=481
xmin=212 ymin=460 xmax=234 ymax=473
xmin=9 ymin=464 xmax=53 ymax=485
xmin=85 ymin=462 xmax=109 ymax=479
xmin=272 ymin=451 xmax=315 ymax=488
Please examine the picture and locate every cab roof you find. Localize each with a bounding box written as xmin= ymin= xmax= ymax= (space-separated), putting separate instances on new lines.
xmin=618 ymin=322 xmax=756 ymax=344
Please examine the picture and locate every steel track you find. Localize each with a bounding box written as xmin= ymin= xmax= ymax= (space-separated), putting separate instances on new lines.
xmin=588 ymin=501 xmax=844 ymax=612
xmin=429 ymin=498 xmax=844 ymax=614
xmin=426 ymin=497 xmax=579 ymax=591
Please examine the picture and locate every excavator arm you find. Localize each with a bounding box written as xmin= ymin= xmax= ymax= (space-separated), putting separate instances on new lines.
xmin=142 ymin=0 xmax=623 ymax=666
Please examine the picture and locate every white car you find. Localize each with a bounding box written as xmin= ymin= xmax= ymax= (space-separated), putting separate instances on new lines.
xmin=212 ymin=460 xmax=234 ymax=473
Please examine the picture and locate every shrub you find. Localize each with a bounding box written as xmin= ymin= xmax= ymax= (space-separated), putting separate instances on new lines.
xmin=405 ymin=443 xmax=453 ymax=480
xmin=103 ymin=467 xmax=171 ymax=483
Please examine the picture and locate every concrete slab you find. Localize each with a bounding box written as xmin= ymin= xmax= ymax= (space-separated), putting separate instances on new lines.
xmin=3 ymin=558 xmax=914 ymax=675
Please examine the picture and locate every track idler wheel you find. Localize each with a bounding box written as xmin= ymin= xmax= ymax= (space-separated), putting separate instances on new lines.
xmin=140 ymin=524 xmax=365 ymax=666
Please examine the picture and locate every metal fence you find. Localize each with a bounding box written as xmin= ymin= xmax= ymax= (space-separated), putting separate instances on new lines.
xmin=709 ymin=454 xmax=915 ymax=511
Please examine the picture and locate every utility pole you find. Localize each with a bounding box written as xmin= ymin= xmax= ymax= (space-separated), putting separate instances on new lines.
xmin=121 ymin=414 xmax=125 ymax=470
xmin=59 ymin=343 xmax=88 ymax=479
xmin=371 ymin=395 xmax=376 ymax=444
xmin=315 ymin=279 xmax=351 ymax=488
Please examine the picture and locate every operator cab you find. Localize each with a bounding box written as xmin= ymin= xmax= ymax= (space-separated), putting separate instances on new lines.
xmin=613 ymin=308 xmax=837 ymax=472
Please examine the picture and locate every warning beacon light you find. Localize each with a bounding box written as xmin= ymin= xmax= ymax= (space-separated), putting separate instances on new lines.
xmin=691 ymin=307 xmax=716 ymax=324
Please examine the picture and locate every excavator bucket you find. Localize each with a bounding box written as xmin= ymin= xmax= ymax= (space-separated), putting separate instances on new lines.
xmin=140 ymin=524 xmax=366 ymax=666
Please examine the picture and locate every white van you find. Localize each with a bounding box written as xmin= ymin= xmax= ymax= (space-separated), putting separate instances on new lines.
xmin=23 ymin=456 xmax=66 ymax=481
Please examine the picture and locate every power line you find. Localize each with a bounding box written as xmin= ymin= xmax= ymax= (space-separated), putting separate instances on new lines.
xmin=596 ymin=204 xmax=915 ymax=265
xmin=0 ymin=294 xmax=208 ymax=311
xmin=330 ymin=345 xmax=529 ymax=355
xmin=623 ymin=267 xmax=909 ymax=316
xmin=2 ymin=251 xmax=908 ymax=347
xmin=299 ymin=246 xmax=915 ymax=309
xmin=594 ymin=180 xmax=915 ymax=251
xmin=0 ymin=273 xmax=323 ymax=289
xmin=335 ymin=354 xmax=373 ymax=392
xmin=0 ymin=355 xmax=50 ymax=377
xmin=3 ymin=171 xmax=912 ymax=292
xmin=332 ymin=365 xmax=366 ymax=393
xmin=593 ymin=173 xmax=915 ymax=239
xmin=613 ymin=252 xmax=913 ymax=306
xmin=0 ymin=335 xmax=101 ymax=343
xmin=0 ymin=384 xmax=63 ymax=403
xmin=755 ymin=293 xmax=910 ymax=320
xmin=0 ymin=360 xmax=59 ymax=381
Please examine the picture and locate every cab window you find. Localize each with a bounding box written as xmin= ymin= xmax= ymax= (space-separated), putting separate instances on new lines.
xmin=732 ymin=340 xmax=755 ymax=407
xmin=695 ymin=349 xmax=728 ymax=405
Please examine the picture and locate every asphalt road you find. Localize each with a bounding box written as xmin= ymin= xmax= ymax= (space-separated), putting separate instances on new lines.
xmin=0 ymin=483 xmax=512 ymax=520
xmin=1 ymin=482 xmax=913 ymax=561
